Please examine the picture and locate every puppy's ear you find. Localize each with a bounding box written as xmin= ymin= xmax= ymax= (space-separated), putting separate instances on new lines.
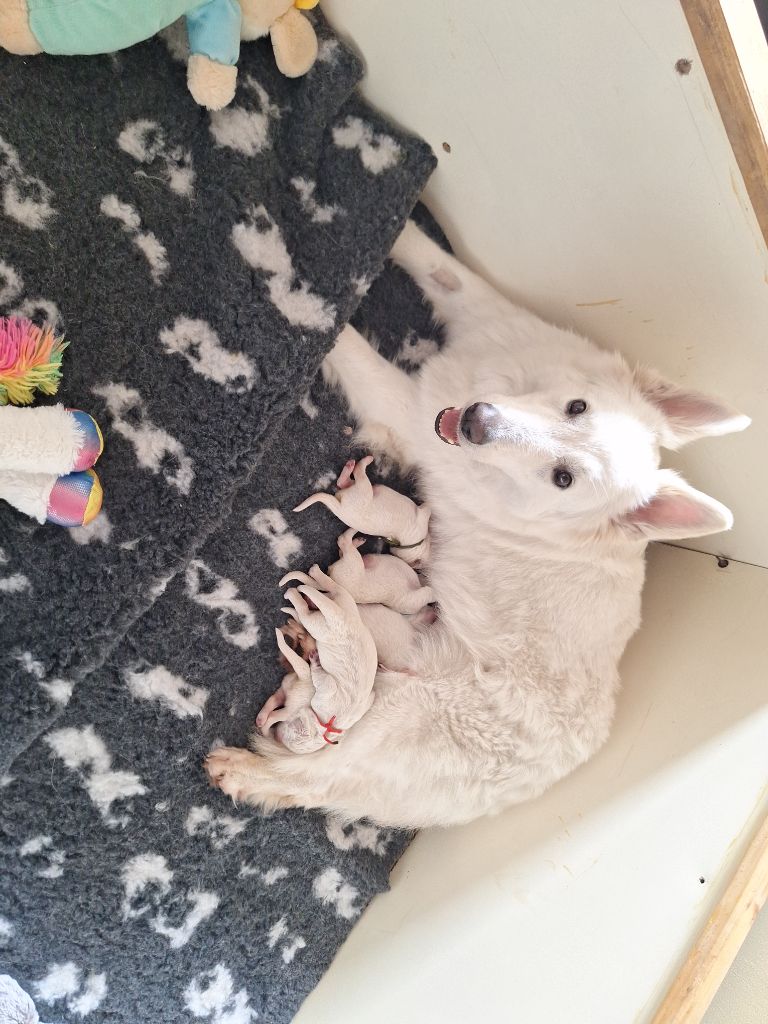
xmin=634 ymin=366 xmax=750 ymax=448
xmin=617 ymin=470 xmax=733 ymax=541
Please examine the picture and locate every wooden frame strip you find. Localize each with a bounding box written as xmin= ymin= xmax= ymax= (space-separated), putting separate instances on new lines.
xmin=680 ymin=0 xmax=768 ymax=248
xmin=649 ymin=810 xmax=768 ymax=1024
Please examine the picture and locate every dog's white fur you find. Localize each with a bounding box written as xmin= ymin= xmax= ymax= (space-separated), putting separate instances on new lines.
xmin=205 ymin=221 xmax=749 ymax=828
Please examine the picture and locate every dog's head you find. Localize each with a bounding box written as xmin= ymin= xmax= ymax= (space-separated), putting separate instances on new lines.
xmin=434 ymin=350 xmax=749 ymax=543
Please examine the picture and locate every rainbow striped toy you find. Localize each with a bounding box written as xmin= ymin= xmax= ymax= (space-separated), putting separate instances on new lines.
xmin=0 ymin=316 xmax=105 ymax=526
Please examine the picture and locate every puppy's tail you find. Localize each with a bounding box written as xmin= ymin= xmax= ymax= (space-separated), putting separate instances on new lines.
xmin=293 ymin=492 xmax=340 ymax=514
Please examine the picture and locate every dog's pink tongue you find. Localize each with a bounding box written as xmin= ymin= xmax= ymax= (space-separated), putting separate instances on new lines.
xmin=436 ymin=407 xmax=462 ymax=445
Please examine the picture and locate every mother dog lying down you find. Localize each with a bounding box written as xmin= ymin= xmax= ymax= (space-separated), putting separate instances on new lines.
xmin=205 ymin=220 xmax=750 ymax=828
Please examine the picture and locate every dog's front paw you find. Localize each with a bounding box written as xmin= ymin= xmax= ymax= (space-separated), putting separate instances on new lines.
xmin=204 ymin=746 xmax=259 ymax=802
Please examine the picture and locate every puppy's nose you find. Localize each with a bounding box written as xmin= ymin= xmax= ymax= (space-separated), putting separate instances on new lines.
xmin=461 ymin=402 xmax=499 ymax=445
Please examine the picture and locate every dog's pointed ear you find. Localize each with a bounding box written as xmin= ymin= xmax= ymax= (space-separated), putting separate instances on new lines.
xmin=618 ymin=470 xmax=733 ymax=541
xmin=634 ymin=366 xmax=750 ymax=448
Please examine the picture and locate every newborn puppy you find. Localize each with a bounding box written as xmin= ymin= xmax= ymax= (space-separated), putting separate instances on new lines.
xmin=328 ymin=528 xmax=434 ymax=614
xmin=256 ymin=565 xmax=378 ymax=752
xmin=255 ymin=630 xmax=322 ymax=753
xmin=294 ymin=455 xmax=431 ymax=564
xmin=357 ymin=602 xmax=435 ymax=674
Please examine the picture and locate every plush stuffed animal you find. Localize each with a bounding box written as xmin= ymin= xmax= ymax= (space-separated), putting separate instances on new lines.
xmin=0 ymin=317 xmax=104 ymax=527
xmin=240 ymin=0 xmax=320 ymax=78
xmin=0 ymin=0 xmax=321 ymax=110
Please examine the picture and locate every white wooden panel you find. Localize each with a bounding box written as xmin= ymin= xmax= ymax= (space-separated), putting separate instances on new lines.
xmin=322 ymin=0 xmax=768 ymax=566
xmin=293 ymin=544 xmax=768 ymax=1024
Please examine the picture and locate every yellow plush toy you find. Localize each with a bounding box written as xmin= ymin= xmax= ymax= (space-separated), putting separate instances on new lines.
xmin=0 ymin=0 xmax=321 ymax=111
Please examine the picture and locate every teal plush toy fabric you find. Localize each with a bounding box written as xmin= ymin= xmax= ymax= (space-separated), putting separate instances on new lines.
xmin=3 ymin=0 xmax=243 ymax=108
xmin=27 ymin=0 xmax=240 ymax=66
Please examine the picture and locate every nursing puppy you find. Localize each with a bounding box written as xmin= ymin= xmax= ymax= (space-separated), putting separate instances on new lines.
xmin=206 ymin=220 xmax=749 ymax=828
xmin=255 ymin=566 xmax=378 ymax=752
xmin=328 ymin=528 xmax=434 ymax=614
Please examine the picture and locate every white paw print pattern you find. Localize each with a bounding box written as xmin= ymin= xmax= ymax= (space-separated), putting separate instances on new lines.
xmin=99 ymin=194 xmax=169 ymax=285
xmin=185 ymin=559 xmax=261 ymax=650
xmin=159 ymin=316 xmax=257 ymax=393
xmin=325 ymin=816 xmax=390 ymax=856
xmin=38 ymin=678 xmax=73 ymax=706
xmin=33 ymin=962 xmax=107 ymax=1017
xmin=332 ymin=116 xmax=401 ymax=174
xmin=315 ymin=38 xmax=341 ymax=65
xmin=0 ymin=257 xmax=62 ymax=328
xmin=0 ymin=544 xmax=31 ymax=595
xmin=68 ymin=510 xmax=114 ymax=546
xmin=231 ymin=205 xmax=336 ymax=330
xmin=312 ymin=470 xmax=336 ymax=491
xmin=124 ymin=665 xmax=209 ymax=720
xmin=0 ymin=133 xmax=56 ymax=230
xmin=312 ymin=867 xmax=361 ymax=919
xmin=92 ymin=382 xmax=194 ymax=494
xmin=15 ymin=650 xmax=73 ymax=707
xmin=185 ymin=805 xmax=250 ymax=849
xmin=14 ymin=650 xmax=44 ymax=679
xmin=19 ymin=834 xmax=66 ymax=879
xmin=44 ymin=725 xmax=146 ymax=828
xmin=184 ymin=965 xmax=258 ymax=1024
xmin=239 ymin=863 xmax=289 ymax=885
xmin=267 ymin=917 xmax=307 ymax=965
xmin=0 ymin=572 xmax=30 ymax=593
xmin=118 ymin=119 xmax=195 ymax=196
xmin=209 ymin=75 xmax=280 ymax=157
xmin=249 ymin=509 xmax=302 ymax=570
xmin=121 ymin=853 xmax=219 ymax=950
xmin=0 ymin=915 xmax=14 ymax=946
xmin=290 ymin=177 xmax=343 ymax=225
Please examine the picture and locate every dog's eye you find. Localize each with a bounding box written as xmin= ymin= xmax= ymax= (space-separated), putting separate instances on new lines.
xmin=553 ymin=468 xmax=573 ymax=489
xmin=566 ymin=399 xmax=587 ymax=415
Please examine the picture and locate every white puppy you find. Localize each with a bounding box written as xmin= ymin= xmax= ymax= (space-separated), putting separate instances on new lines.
xmin=357 ymin=602 xmax=435 ymax=674
xmin=207 ymin=220 xmax=749 ymax=828
xmin=294 ymin=455 xmax=431 ymax=564
xmin=328 ymin=527 xmax=434 ymax=613
xmin=255 ymin=632 xmax=320 ymax=753
xmin=249 ymin=566 xmax=378 ymax=754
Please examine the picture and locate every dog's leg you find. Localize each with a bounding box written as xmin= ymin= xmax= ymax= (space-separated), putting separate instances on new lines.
xmin=205 ymin=746 xmax=322 ymax=810
xmin=323 ymin=325 xmax=418 ymax=466
xmin=390 ymin=220 xmax=508 ymax=325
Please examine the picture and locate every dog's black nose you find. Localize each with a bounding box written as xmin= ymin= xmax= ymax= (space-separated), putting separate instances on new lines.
xmin=461 ymin=403 xmax=497 ymax=445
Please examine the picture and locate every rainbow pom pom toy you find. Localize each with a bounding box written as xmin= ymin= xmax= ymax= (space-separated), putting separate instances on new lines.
xmin=0 ymin=315 xmax=68 ymax=405
xmin=0 ymin=316 xmax=106 ymax=526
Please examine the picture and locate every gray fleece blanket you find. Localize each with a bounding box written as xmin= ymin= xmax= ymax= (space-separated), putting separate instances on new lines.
xmin=0 ymin=15 xmax=439 ymax=1024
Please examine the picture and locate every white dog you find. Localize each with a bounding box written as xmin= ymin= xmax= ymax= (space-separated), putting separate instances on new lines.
xmin=206 ymin=220 xmax=749 ymax=828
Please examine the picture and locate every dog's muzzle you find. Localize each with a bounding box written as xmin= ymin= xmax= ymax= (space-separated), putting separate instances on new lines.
xmin=460 ymin=402 xmax=500 ymax=445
